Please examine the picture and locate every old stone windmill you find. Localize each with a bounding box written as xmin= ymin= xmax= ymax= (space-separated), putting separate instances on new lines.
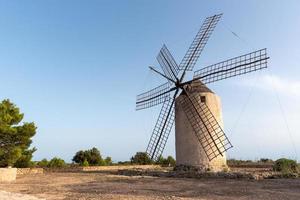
xmin=136 ymin=14 xmax=269 ymax=171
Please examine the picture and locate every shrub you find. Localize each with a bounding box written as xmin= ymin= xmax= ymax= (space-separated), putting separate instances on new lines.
xmin=72 ymin=150 xmax=85 ymax=164
xmin=104 ymin=157 xmax=113 ymax=166
xmin=72 ymin=147 xmax=103 ymax=166
xmin=117 ymin=161 xmax=131 ymax=165
xmin=37 ymin=159 xmax=49 ymax=168
xmin=88 ymin=148 xmax=102 ymax=165
xmin=163 ymin=156 xmax=176 ymax=167
xmin=227 ymin=159 xmax=242 ymax=165
xmin=259 ymin=158 xmax=274 ymax=163
xmin=156 ymin=156 xmax=164 ymax=165
xmin=131 ymin=152 xmax=152 ymax=165
xmin=156 ymin=156 xmax=176 ymax=167
xmin=273 ymin=158 xmax=298 ymax=173
xmin=227 ymin=159 xmax=255 ymax=166
xmin=82 ymin=159 xmax=89 ymax=167
xmin=48 ymin=157 xmax=66 ymax=168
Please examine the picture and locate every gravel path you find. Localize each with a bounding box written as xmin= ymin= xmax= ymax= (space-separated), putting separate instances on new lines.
xmin=0 ymin=191 xmax=44 ymax=200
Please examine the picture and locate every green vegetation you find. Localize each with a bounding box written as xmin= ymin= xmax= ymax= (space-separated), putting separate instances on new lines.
xmin=227 ymin=158 xmax=274 ymax=166
xmin=273 ymin=158 xmax=298 ymax=173
xmin=117 ymin=161 xmax=132 ymax=165
xmin=37 ymin=159 xmax=49 ymax=168
xmin=14 ymin=148 xmax=37 ymax=168
xmin=156 ymin=156 xmax=176 ymax=167
xmin=259 ymin=158 xmax=274 ymax=163
xmin=34 ymin=157 xmax=66 ymax=168
xmin=227 ymin=159 xmax=254 ymax=166
xmin=104 ymin=156 xmax=113 ymax=166
xmin=82 ymin=159 xmax=89 ymax=167
xmin=130 ymin=152 xmax=152 ymax=165
xmin=72 ymin=147 xmax=102 ymax=166
xmin=48 ymin=157 xmax=66 ymax=168
xmin=72 ymin=147 xmax=112 ymax=166
xmin=227 ymin=158 xmax=300 ymax=177
xmin=0 ymin=99 xmax=37 ymax=167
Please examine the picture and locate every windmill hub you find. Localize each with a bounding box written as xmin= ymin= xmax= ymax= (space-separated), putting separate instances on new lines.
xmin=175 ymin=80 xmax=181 ymax=89
xmin=136 ymin=14 xmax=269 ymax=171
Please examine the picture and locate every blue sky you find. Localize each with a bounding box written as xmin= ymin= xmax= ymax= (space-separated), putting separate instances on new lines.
xmin=0 ymin=0 xmax=299 ymax=162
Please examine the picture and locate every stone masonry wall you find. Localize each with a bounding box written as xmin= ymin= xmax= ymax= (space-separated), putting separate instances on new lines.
xmin=0 ymin=168 xmax=17 ymax=182
xmin=17 ymin=168 xmax=44 ymax=176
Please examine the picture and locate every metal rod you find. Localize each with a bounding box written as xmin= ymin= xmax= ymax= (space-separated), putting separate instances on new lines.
xmin=160 ymin=49 xmax=178 ymax=82
xmin=149 ymin=66 xmax=177 ymax=84
xmin=136 ymin=86 xmax=177 ymax=104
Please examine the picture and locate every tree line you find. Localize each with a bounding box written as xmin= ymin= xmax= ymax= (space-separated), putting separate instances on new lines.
xmin=32 ymin=149 xmax=175 ymax=168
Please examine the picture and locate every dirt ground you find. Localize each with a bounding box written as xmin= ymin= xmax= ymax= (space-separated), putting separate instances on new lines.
xmin=0 ymin=171 xmax=300 ymax=200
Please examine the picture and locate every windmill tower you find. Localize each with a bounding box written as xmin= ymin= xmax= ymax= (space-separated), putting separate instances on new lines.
xmin=136 ymin=14 xmax=269 ymax=171
xmin=175 ymin=81 xmax=228 ymax=171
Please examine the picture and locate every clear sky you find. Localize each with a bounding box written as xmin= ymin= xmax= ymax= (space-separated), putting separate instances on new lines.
xmin=0 ymin=0 xmax=299 ymax=162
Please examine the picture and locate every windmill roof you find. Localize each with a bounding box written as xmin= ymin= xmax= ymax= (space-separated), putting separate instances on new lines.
xmin=180 ymin=80 xmax=213 ymax=95
xmin=191 ymin=80 xmax=213 ymax=93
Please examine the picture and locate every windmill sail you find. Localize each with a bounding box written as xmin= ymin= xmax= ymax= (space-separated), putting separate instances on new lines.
xmin=157 ymin=44 xmax=179 ymax=83
xmin=136 ymin=82 xmax=172 ymax=110
xmin=179 ymin=14 xmax=222 ymax=71
xmin=146 ymin=96 xmax=175 ymax=161
xmin=178 ymin=89 xmax=232 ymax=161
xmin=193 ymin=49 xmax=268 ymax=84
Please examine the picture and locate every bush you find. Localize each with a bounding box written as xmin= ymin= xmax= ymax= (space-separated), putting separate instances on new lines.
xmin=131 ymin=152 xmax=152 ymax=165
xmin=37 ymin=159 xmax=49 ymax=168
xmin=156 ymin=156 xmax=176 ymax=167
xmin=227 ymin=159 xmax=254 ymax=166
xmin=104 ymin=157 xmax=113 ymax=166
xmin=259 ymin=158 xmax=274 ymax=163
xmin=82 ymin=159 xmax=89 ymax=167
xmin=48 ymin=157 xmax=66 ymax=168
xmin=117 ymin=161 xmax=131 ymax=165
xmin=72 ymin=147 xmax=103 ymax=166
xmin=163 ymin=156 xmax=176 ymax=167
xmin=273 ymin=158 xmax=298 ymax=173
xmin=72 ymin=150 xmax=85 ymax=164
xmin=156 ymin=156 xmax=164 ymax=165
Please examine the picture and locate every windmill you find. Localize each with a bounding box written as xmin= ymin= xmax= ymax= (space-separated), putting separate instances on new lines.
xmin=136 ymin=14 xmax=269 ymax=171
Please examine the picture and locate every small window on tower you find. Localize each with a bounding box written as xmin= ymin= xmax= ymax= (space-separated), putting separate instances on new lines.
xmin=200 ymin=96 xmax=206 ymax=103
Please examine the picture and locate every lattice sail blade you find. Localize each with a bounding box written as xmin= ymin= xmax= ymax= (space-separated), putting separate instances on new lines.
xmin=146 ymin=97 xmax=175 ymax=161
xmin=136 ymin=82 xmax=172 ymax=111
xmin=157 ymin=44 xmax=179 ymax=82
xmin=193 ymin=48 xmax=269 ymax=85
xmin=178 ymin=90 xmax=232 ymax=161
xmin=179 ymin=14 xmax=222 ymax=71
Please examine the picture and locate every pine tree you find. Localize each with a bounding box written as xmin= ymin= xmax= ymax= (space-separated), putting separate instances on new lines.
xmin=0 ymin=99 xmax=37 ymax=167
